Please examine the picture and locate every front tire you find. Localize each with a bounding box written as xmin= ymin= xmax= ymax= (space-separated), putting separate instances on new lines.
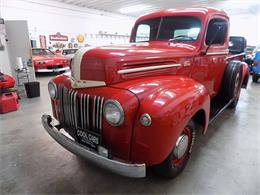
xmin=152 ymin=121 xmax=196 ymax=178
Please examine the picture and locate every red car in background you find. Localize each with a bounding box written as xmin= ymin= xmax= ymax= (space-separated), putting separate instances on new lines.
xmin=32 ymin=48 xmax=70 ymax=73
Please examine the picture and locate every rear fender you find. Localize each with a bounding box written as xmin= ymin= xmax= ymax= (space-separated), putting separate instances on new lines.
xmin=128 ymin=76 xmax=210 ymax=166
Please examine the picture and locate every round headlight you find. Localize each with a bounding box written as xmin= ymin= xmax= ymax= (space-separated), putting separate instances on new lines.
xmin=48 ymin=81 xmax=57 ymax=99
xmin=103 ymin=100 xmax=124 ymax=126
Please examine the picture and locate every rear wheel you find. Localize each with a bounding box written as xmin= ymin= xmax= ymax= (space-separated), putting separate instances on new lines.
xmin=153 ymin=121 xmax=196 ymax=178
xmin=222 ymin=61 xmax=243 ymax=109
xmin=229 ymin=70 xmax=242 ymax=108
xmin=253 ymin=74 xmax=259 ymax=83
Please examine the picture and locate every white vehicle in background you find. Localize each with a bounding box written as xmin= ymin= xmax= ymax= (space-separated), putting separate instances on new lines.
xmin=62 ymin=49 xmax=78 ymax=61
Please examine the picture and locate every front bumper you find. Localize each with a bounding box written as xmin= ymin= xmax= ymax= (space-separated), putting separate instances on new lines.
xmin=35 ymin=66 xmax=70 ymax=73
xmin=41 ymin=114 xmax=146 ymax=178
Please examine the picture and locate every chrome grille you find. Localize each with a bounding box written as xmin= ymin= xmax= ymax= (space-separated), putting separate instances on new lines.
xmin=57 ymin=85 xmax=104 ymax=133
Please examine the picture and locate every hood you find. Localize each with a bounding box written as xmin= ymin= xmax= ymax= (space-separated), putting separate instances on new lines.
xmin=112 ymin=75 xmax=201 ymax=101
xmin=71 ymin=42 xmax=198 ymax=86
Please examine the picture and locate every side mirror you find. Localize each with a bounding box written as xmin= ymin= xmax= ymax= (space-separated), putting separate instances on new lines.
xmin=229 ymin=36 xmax=247 ymax=54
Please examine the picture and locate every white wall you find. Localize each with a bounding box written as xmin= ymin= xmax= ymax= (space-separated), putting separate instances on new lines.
xmin=1 ymin=0 xmax=259 ymax=46
xmin=0 ymin=34 xmax=12 ymax=75
xmin=213 ymin=0 xmax=260 ymax=46
xmin=5 ymin=20 xmax=36 ymax=83
xmin=1 ymin=0 xmax=135 ymax=47
xmin=229 ymin=14 xmax=260 ymax=46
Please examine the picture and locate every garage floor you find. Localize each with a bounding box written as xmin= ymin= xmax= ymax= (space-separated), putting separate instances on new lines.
xmin=1 ymin=74 xmax=260 ymax=194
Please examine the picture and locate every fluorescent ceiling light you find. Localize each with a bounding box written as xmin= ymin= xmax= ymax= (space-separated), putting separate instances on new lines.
xmin=119 ymin=4 xmax=151 ymax=14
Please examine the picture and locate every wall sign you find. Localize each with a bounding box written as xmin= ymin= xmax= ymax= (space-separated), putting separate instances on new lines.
xmin=77 ymin=34 xmax=85 ymax=43
xmin=49 ymin=32 xmax=68 ymax=41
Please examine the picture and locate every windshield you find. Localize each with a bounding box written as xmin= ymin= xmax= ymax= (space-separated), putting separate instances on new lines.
xmin=132 ymin=16 xmax=201 ymax=43
xmin=32 ymin=49 xmax=54 ymax=56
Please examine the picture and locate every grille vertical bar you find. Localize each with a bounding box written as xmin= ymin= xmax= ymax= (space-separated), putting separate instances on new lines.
xmin=86 ymin=95 xmax=90 ymax=129
xmin=99 ymin=97 xmax=104 ymax=131
xmin=80 ymin=94 xmax=84 ymax=128
xmin=83 ymin=94 xmax=87 ymax=129
xmin=73 ymin=91 xmax=78 ymax=129
xmin=63 ymin=87 xmax=69 ymax=126
xmin=96 ymin=96 xmax=100 ymax=131
xmin=67 ymin=89 xmax=72 ymax=127
xmin=57 ymin=85 xmax=64 ymax=125
xmin=93 ymin=96 xmax=96 ymax=130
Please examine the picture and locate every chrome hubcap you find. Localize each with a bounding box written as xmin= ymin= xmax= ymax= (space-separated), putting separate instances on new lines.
xmin=173 ymin=134 xmax=189 ymax=159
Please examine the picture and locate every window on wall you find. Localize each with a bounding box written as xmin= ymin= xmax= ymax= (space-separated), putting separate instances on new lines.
xmin=205 ymin=18 xmax=228 ymax=45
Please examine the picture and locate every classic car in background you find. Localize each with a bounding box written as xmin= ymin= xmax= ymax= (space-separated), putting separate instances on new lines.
xmin=252 ymin=49 xmax=260 ymax=82
xmin=32 ymin=48 xmax=70 ymax=73
xmin=42 ymin=7 xmax=249 ymax=179
xmin=229 ymin=36 xmax=247 ymax=55
xmin=244 ymin=46 xmax=256 ymax=74
xmin=62 ymin=48 xmax=78 ymax=60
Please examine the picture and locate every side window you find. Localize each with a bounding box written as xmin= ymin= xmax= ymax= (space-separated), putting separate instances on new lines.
xmin=205 ymin=19 xmax=228 ymax=45
xmin=136 ymin=24 xmax=150 ymax=42
xmin=134 ymin=17 xmax=161 ymax=42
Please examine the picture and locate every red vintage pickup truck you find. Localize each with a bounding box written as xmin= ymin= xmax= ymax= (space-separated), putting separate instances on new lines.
xmin=42 ymin=7 xmax=249 ymax=178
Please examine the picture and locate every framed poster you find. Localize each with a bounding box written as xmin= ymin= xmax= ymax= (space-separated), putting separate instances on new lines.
xmin=39 ymin=35 xmax=47 ymax=48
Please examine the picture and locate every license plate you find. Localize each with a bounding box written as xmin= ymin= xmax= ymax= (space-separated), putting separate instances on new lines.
xmin=76 ymin=129 xmax=100 ymax=150
xmin=53 ymin=68 xmax=61 ymax=72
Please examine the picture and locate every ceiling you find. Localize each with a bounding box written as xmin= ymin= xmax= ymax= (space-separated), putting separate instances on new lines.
xmin=55 ymin=0 xmax=260 ymax=17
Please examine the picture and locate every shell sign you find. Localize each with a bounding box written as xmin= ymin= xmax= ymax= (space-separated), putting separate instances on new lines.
xmin=77 ymin=34 xmax=85 ymax=43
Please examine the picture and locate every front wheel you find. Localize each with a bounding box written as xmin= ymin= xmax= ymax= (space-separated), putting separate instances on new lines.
xmin=152 ymin=121 xmax=196 ymax=178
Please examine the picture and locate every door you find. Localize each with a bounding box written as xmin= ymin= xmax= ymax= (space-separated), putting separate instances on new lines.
xmin=191 ymin=17 xmax=229 ymax=97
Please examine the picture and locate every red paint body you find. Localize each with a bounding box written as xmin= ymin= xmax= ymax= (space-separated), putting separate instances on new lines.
xmin=49 ymin=8 xmax=249 ymax=166
xmin=0 ymin=92 xmax=19 ymax=114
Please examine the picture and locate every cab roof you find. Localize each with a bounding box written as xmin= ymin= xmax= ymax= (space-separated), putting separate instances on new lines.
xmin=136 ymin=7 xmax=229 ymax=22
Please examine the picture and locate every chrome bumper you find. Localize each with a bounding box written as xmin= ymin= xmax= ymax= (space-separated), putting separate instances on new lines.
xmin=41 ymin=114 xmax=146 ymax=178
xmin=36 ymin=67 xmax=70 ymax=73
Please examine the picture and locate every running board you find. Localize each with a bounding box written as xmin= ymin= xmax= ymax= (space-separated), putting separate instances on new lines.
xmin=209 ymin=99 xmax=234 ymax=124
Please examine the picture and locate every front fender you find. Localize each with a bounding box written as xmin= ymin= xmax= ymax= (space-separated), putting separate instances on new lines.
xmin=113 ymin=76 xmax=210 ymax=166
